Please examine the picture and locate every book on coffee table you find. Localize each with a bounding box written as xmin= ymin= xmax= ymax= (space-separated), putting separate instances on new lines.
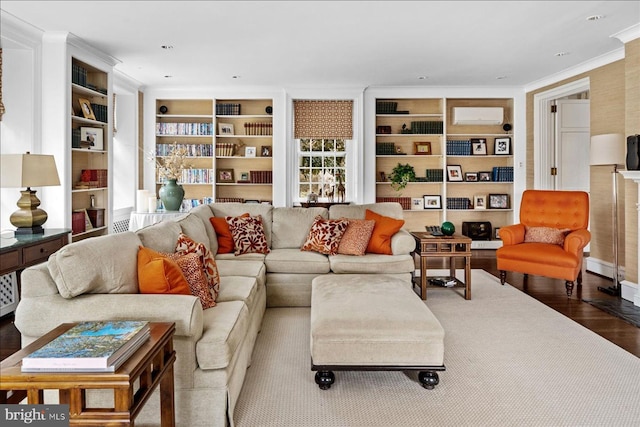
xmin=21 ymin=320 xmax=150 ymax=372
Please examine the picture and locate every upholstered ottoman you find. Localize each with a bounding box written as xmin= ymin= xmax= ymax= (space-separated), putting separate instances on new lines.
xmin=310 ymin=274 xmax=445 ymax=390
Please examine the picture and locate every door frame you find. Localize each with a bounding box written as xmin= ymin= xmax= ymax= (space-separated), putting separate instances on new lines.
xmin=533 ymin=77 xmax=590 ymax=189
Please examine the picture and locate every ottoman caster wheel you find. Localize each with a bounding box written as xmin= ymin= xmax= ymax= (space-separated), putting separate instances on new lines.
xmin=419 ymin=371 xmax=439 ymax=390
xmin=315 ymin=370 xmax=335 ymax=390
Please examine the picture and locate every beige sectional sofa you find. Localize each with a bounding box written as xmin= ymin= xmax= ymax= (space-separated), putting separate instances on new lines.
xmin=15 ymin=202 xmax=415 ymax=426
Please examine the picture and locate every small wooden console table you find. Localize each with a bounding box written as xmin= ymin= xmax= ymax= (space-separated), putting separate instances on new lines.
xmin=0 ymin=322 xmax=176 ymax=426
xmin=411 ymin=232 xmax=472 ymax=300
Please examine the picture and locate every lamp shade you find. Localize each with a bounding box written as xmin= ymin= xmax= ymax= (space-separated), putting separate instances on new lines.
xmin=0 ymin=153 xmax=60 ymax=188
xmin=590 ymin=134 xmax=625 ymax=166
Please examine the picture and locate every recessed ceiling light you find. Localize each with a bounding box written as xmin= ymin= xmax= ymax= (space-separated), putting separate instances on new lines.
xmin=496 ymin=76 xmax=507 ymax=80
xmin=418 ymin=76 xmax=428 ymax=80
xmin=164 ymin=75 xmax=173 ymax=78
xmin=554 ymin=51 xmax=569 ymax=57
xmin=232 ymin=75 xmax=241 ymax=79
xmin=586 ymin=15 xmax=604 ymax=21
xmin=161 ymin=45 xmax=174 ymax=50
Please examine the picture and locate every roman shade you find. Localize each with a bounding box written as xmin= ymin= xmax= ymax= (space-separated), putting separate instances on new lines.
xmin=294 ymin=100 xmax=353 ymax=139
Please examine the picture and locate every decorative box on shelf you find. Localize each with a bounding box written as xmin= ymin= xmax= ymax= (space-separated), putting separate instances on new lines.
xmin=87 ymin=208 xmax=105 ymax=228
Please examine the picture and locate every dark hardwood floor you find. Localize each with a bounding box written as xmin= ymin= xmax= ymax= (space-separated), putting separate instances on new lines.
xmin=1 ymin=252 xmax=638 ymax=362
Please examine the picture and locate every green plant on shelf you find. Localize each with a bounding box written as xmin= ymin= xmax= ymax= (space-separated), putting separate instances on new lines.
xmin=389 ymin=163 xmax=416 ymax=194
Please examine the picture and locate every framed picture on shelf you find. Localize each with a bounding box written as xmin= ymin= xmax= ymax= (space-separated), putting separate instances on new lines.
xmin=446 ymin=165 xmax=463 ymax=182
xmin=239 ymin=172 xmax=250 ymax=182
xmin=245 ymin=146 xmax=256 ymax=157
xmin=414 ymin=141 xmax=432 ymax=155
xmin=376 ymin=125 xmax=392 ymax=135
xmin=261 ymin=146 xmax=271 ymax=157
xmin=465 ymin=172 xmax=478 ymax=182
xmin=479 ymin=171 xmax=492 ymax=181
xmin=218 ymin=123 xmax=234 ymax=135
xmin=80 ymin=127 xmax=103 ymax=150
xmin=423 ymin=195 xmax=442 ymax=209
xmin=378 ymin=171 xmax=386 ymax=182
xmin=494 ymin=227 xmax=502 ymax=240
xmin=474 ymin=194 xmax=487 ymax=210
xmin=78 ymin=98 xmax=96 ymax=120
xmin=471 ymin=139 xmax=487 ymax=155
xmin=494 ymin=137 xmax=511 ymax=155
xmin=217 ymin=169 xmax=234 ymax=183
xmin=411 ymin=197 xmax=424 ymax=210
xmin=488 ymin=193 xmax=510 ymax=209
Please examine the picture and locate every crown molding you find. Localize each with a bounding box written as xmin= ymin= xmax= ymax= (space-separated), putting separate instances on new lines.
xmin=67 ymin=33 xmax=120 ymax=67
xmin=611 ymin=23 xmax=640 ymax=44
xmin=1 ymin=10 xmax=43 ymax=49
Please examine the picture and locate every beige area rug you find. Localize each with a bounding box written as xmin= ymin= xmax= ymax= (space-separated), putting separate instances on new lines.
xmin=234 ymin=270 xmax=640 ymax=427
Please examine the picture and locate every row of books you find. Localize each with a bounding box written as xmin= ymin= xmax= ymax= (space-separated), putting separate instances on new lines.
xmin=376 ymin=142 xmax=397 ymax=155
xmin=22 ymin=321 xmax=150 ymax=372
xmin=158 ymin=169 xmax=215 ymax=184
xmin=376 ymin=101 xmax=399 ymax=114
xmin=216 ymin=103 xmax=241 ymax=115
xmin=422 ymin=169 xmax=444 ymax=182
xmin=447 ymin=139 xmax=473 ymax=155
xmin=411 ymin=121 xmax=443 ymax=134
xmin=156 ymin=122 xmax=214 ymax=136
xmin=216 ymin=198 xmax=272 ymax=204
xmin=376 ymin=197 xmax=412 ymax=210
xmin=250 ymin=170 xmax=273 ymax=184
xmin=157 ymin=143 xmax=213 ymax=157
xmin=216 ymin=143 xmax=236 ymax=156
xmin=243 ymin=122 xmax=272 ymax=135
xmin=492 ymin=166 xmax=514 ymax=182
xmin=447 ymin=197 xmax=472 ymax=210
xmin=91 ymin=103 xmax=108 ymax=123
xmin=79 ymin=169 xmax=108 ymax=188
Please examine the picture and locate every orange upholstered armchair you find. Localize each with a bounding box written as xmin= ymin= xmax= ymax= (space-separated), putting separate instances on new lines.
xmin=496 ymin=190 xmax=591 ymax=297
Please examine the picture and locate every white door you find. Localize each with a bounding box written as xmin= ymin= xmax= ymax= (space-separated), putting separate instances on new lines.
xmin=554 ymin=99 xmax=590 ymax=191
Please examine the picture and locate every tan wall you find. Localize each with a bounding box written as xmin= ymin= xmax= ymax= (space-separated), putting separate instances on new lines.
xmin=526 ymin=60 xmax=626 ymax=270
xmin=625 ymin=39 xmax=640 ymax=283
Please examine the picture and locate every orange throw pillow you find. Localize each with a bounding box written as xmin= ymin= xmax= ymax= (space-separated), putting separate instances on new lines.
xmin=137 ymin=246 xmax=190 ymax=295
xmin=365 ymin=209 xmax=405 ymax=255
xmin=209 ymin=213 xmax=249 ymax=253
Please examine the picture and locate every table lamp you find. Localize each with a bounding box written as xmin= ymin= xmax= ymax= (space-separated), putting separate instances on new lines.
xmin=0 ymin=152 xmax=61 ymax=235
xmin=590 ymin=133 xmax=625 ymax=296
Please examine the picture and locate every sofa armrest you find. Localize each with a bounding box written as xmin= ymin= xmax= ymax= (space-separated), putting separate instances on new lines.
xmin=564 ymin=229 xmax=591 ymax=255
xmin=15 ymin=293 xmax=203 ymax=341
xmin=391 ymin=229 xmax=416 ymax=255
xmin=499 ymin=224 xmax=525 ymax=246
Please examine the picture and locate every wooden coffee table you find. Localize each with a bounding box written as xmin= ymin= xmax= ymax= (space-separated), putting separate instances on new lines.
xmin=0 ymin=322 xmax=176 ymax=426
xmin=411 ymin=232 xmax=472 ymax=300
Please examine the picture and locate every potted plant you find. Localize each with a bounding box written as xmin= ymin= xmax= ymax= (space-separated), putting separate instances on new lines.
xmin=389 ymin=163 xmax=416 ymax=193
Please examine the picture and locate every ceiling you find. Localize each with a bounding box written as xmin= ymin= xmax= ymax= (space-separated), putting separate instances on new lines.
xmin=1 ymin=1 xmax=639 ymax=89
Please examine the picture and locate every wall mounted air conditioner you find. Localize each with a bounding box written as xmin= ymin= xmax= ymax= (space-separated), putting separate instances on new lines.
xmin=453 ymin=107 xmax=503 ymax=125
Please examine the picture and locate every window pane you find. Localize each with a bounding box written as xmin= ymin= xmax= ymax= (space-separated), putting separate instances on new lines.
xmin=300 ymin=139 xmax=310 ymax=152
xmin=296 ymin=138 xmax=349 ymax=202
xmin=323 ymin=139 xmax=334 ymax=151
xmin=311 ymin=139 xmax=322 ymax=151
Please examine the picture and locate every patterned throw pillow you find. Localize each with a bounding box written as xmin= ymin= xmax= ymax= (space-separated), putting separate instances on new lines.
xmin=209 ymin=213 xmax=250 ymax=253
xmin=524 ymin=226 xmax=571 ymax=246
xmin=337 ymin=219 xmax=376 ymax=256
xmin=301 ymin=216 xmax=350 ymax=255
xmin=226 ymin=215 xmax=270 ymax=256
xmin=175 ymin=233 xmax=220 ymax=302
xmin=166 ymin=252 xmax=216 ymax=309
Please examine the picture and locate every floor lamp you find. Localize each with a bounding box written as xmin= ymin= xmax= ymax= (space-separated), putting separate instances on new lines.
xmin=590 ymin=134 xmax=626 ymax=296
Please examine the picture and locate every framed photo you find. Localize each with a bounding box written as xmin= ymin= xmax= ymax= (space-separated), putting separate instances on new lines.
xmin=376 ymin=125 xmax=392 ymax=134
xmin=411 ymin=197 xmax=424 ymax=210
xmin=378 ymin=171 xmax=386 ymax=182
xmin=80 ymin=127 xmax=104 ymax=150
xmin=239 ymin=172 xmax=250 ymax=182
xmin=78 ymin=98 xmax=96 ymax=120
xmin=423 ymin=195 xmax=442 ymax=209
xmin=471 ymin=138 xmax=487 ymax=155
xmin=479 ymin=171 xmax=492 ymax=182
xmin=446 ymin=165 xmax=463 ymax=182
xmin=465 ymin=172 xmax=478 ymax=182
xmin=414 ymin=141 xmax=432 ymax=155
xmin=474 ymin=194 xmax=487 ymax=210
xmin=218 ymin=123 xmax=234 ymax=135
xmin=261 ymin=145 xmax=271 ymax=157
xmin=488 ymin=193 xmax=510 ymax=209
xmin=217 ymin=169 xmax=234 ymax=183
xmin=494 ymin=137 xmax=511 ymax=155
xmin=245 ymin=146 xmax=256 ymax=157
xmin=494 ymin=227 xmax=502 ymax=240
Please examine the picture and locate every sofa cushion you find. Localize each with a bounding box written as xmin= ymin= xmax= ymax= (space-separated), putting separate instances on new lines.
xmin=524 ymin=226 xmax=570 ymax=246
xmin=265 ymin=248 xmax=330 ymax=274
xmin=187 ymin=204 xmax=218 ymax=253
xmin=217 ymin=276 xmax=261 ymax=314
xmin=271 ymin=207 xmax=328 ymax=249
xmin=338 ymin=219 xmax=375 ymax=256
xmin=329 ymin=253 xmax=415 ymax=274
xmin=227 ymin=215 xmax=270 ymax=255
xmin=197 ymin=300 xmax=249 ymax=370
xmin=210 ymin=213 xmax=249 ymax=254
xmin=136 ymin=220 xmax=182 ymax=253
xmin=216 ymin=259 xmax=266 ymax=288
xmin=137 ymin=246 xmax=191 ymax=295
xmin=48 ymin=232 xmax=141 ymax=298
xmin=177 ymin=213 xmax=212 ymax=252
xmin=301 ymin=216 xmax=349 ymax=255
xmin=210 ymin=202 xmax=274 ymax=247
xmin=329 ymin=202 xmax=404 ymax=221
xmin=365 ymin=209 xmax=405 ymax=255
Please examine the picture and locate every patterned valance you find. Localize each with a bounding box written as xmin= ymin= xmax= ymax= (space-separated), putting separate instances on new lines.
xmin=294 ymin=100 xmax=353 ymax=139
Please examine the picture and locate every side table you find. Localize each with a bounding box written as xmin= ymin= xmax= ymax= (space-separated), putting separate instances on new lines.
xmin=410 ymin=232 xmax=472 ymax=300
xmin=0 ymin=322 xmax=176 ymax=426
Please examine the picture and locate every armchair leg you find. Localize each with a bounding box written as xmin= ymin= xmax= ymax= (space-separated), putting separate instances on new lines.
xmin=577 ymin=270 xmax=583 ymax=286
xmin=499 ymin=271 xmax=506 ymax=285
xmin=565 ymin=281 xmax=574 ymax=297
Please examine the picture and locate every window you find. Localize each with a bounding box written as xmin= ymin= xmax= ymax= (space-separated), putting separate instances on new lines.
xmin=297 ymin=138 xmax=347 ymax=202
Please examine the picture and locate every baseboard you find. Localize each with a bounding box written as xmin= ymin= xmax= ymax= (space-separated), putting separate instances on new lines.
xmin=620 ymin=280 xmax=640 ymax=306
xmin=585 ymin=257 xmax=626 ymax=281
